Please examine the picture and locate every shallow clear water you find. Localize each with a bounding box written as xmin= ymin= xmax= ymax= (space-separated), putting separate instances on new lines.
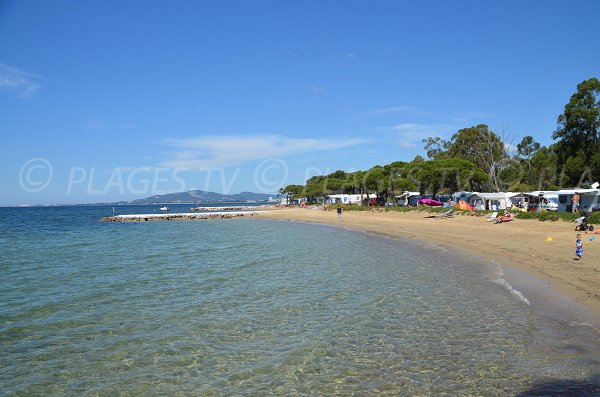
xmin=1 ymin=206 xmax=599 ymax=396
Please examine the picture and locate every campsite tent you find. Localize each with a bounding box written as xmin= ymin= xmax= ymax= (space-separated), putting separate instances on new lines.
xmin=468 ymin=192 xmax=517 ymax=211
xmin=452 ymin=191 xmax=473 ymax=204
xmin=455 ymin=200 xmax=474 ymax=211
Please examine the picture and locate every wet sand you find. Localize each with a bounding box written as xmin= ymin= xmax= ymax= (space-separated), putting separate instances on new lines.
xmin=256 ymin=207 xmax=600 ymax=314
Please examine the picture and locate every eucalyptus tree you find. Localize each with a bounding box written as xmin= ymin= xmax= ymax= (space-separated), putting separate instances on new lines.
xmin=421 ymin=124 xmax=511 ymax=191
xmin=552 ymin=77 xmax=600 ymax=185
xmin=447 ymin=124 xmax=510 ymax=192
xmin=422 ymin=137 xmax=450 ymax=160
xmin=516 ymin=135 xmax=541 ymax=184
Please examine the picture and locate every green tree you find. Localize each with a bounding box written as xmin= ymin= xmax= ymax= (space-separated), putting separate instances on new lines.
xmin=304 ymin=181 xmax=326 ymax=203
xmin=447 ymin=124 xmax=509 ymax=191
xmin=409 ymin=159 xmax=487 ymax=196
xmin=422 ymin=124 xmax=511 ymax=191
xmin=364 ymin=166 xmax=388 ymax=204
xmin=411 ymin=155 xmax=425 ymax=163
xmin=530 ymin=146 xmax=559 ymax=190
xmin=383 ymin=161 xmax=411 ymax=199
xmin=323 ymin=177 xmax=345 ymax=194
xmin=279 ymin=184 xmax=304 ymax=204
xmin=516 ymin=135 xmax=541 ymax=186
xmin=422 ymin=137 xmax=450 ymax=160
xmin=552 ymin=77 xmax=600 ymax=185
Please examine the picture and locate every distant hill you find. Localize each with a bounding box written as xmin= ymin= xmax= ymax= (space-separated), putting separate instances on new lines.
xmin=129 ymin=190 xmax=274 ymax=204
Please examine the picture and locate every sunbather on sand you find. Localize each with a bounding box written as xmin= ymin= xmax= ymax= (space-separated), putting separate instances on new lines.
xmin=494 ymin=210 xmax=514 ymax=224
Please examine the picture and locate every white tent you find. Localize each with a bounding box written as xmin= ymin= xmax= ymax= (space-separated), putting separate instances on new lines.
xmin=468 ymin=192 xmax=517 ymax=211
xmin=326 ymin=194 xmax=376 ymax=205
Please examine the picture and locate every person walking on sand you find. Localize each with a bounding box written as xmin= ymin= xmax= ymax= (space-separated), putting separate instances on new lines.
xmin=575 ymin=233 xmax=583 ymax=260
xmin=572 ymin=192 xmax=581 ymax=213
xmin=337 ymin=205 xmax=343 ymax=222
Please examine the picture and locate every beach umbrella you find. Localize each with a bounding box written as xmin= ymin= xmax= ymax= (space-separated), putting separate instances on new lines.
xmin=418 ymin=198 xmax=443 ymax=206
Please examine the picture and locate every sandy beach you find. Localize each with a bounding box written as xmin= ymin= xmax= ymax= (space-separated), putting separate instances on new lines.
xmin=257 ymin=207 xmax=600 ymax=314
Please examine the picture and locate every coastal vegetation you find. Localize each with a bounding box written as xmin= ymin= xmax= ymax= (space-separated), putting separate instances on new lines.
xmin=323 ymin=202 xmax=600 ymax=224
xmin=281 ymin=77 xmax=600 ymax=204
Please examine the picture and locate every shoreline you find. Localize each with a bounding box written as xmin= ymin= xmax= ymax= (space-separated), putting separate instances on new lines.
xmin=255 ymin=207 xmax=600 ymax=319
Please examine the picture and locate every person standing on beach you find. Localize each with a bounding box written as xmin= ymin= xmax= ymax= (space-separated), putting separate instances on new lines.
xmin=575 ymin=233 xmax=583 ymax=260
xmin=572 ymin=192 xmax=580 ymax=213
xmin=337 ymin=205 xmax=343 ymax=222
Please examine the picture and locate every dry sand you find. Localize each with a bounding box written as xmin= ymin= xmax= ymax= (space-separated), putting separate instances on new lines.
xmin=256 ymin=207 xmax=600 ymax=314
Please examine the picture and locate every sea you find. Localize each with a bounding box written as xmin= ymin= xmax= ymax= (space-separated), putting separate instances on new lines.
xmin=1 ymin=204 xmax=599 ymax=396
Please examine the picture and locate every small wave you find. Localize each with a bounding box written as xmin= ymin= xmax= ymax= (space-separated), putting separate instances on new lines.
xmin=494 ymin=277 xmax=530 ymax=305
xmin=569 ymin=322 xmax=594 ymax=328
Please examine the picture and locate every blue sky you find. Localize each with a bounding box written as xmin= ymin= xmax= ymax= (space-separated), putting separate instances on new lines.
xmin=1 ymin=1 xmax=599 ymax=205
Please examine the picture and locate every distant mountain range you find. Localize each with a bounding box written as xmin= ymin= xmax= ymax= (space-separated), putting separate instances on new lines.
xmin=126 ymin=190 xmax=275 ymax=204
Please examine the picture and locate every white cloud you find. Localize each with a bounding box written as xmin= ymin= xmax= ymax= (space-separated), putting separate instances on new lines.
xmin=382 ymin=123 xmax=451 ymax=150
xmin=389 ymin=123 xmax=449 ymax=139
xmin=0 ymin=63 xmax=42 ymax=98
xmin=398 ymin=141 xmax=417 ymax=149
xmin=161 ymin=135 xmax=369 ymax=170
xmin=310 ymin=84 xmax=326 ymax=92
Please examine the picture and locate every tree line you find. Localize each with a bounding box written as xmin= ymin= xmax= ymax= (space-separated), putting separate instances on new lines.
xmin=280 ymin=77 xmax=600 ymax=204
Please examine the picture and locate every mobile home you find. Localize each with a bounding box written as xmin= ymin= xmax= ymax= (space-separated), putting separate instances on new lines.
xmin=395 ymin=191 xmax=420 ymax=207
xmin=556 ymin=188 xmax=600 ymax=213
xmin=508 ymin=192 xmax=559 ymax=211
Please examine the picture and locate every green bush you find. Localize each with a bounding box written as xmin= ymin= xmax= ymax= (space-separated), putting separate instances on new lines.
xmin=329 ymin=204 xmax=595 ymax=224
xmin=588 ymin=212 xmax=600 ymax=224
xmin=515 ymin=211 xmax=580 ymax=222
xmin=539 ymin=212 xmax=560 ymax=222
xmin=514 ymin=211 xmax=539 ymax=220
